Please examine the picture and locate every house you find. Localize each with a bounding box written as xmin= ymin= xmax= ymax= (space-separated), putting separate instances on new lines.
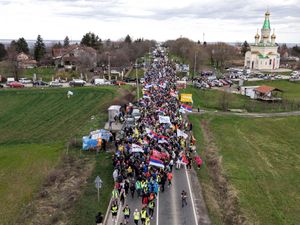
xmin=240 ymin=86 xmax=259 ymax=99
xmin=52 ymin=44 xmax=97 ymax=71
xmin=253 ymin=85 xmax=283 ymax=101
xmin=16 ymin=52 xmax=37 ymax=69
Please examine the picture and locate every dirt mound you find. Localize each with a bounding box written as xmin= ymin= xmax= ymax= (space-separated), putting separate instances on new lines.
xmin=201 ymin=120 xmax=247 ymax=225
xmin=16 ymin=155 xmax=95 ymax=225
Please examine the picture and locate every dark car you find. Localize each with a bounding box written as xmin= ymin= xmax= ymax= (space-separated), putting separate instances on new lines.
xmin=33 ymin=81 xmax=49 ymax=86
xmin=0 ymin=84 xmax=4 ymax=88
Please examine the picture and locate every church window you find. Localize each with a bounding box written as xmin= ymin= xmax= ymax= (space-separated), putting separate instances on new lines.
xmin=269 ymin=59 xmax=272 ymax=65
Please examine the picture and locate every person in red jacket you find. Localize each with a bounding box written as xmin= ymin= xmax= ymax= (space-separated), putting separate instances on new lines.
xmin=167 ymin=172 xmax=173 ymax=187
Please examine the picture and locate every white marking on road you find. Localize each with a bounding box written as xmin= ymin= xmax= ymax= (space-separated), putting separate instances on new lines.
xmin=171 ymin=173 xmax=180 ymax=225
xmin=156 ymin=191 xmax=159 ymax=225
xmin=115 ymin=201 xmax=122 ymax=225
xmin=185 ymin=166 xmax=199 ymax=225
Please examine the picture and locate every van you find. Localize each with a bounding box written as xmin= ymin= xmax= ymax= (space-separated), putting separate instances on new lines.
xmin=6 ymin=77 xmax=15 ymax=85
xmin=94 ymin=78 xmax=110 ymax=86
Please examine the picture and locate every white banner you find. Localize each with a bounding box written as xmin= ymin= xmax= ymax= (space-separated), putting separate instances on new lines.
xmin=177 ymin=129 xmax=188 ymax=139
xmin=131 ymin=144 xmax=144 ymax=153
xmin=159 ymin=115 xmax=171 ymax=124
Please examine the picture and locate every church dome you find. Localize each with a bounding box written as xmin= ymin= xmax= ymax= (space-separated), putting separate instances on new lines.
xmin=255 ymin=33 xmax=260 ymax=39
xmin=271 ymin=33 xmax=276 ymax=39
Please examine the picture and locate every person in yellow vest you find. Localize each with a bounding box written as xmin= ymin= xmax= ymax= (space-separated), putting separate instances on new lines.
xmin=112 ymin=188 xmax=119 ymax=201
xmin=148 ymin=200 xmax=155 ymax=219
xmin=133 ymin=209 xmax=140 ymax=225
xmin=111 ymin=201 xmax=118 ymax=222
xmin=140 ymin=207 xmax=148 ymax=225
xmin=145 ymin=215 xmax=151 ymax=225
xmin=123 ymin=204 xmax=131 ymax=224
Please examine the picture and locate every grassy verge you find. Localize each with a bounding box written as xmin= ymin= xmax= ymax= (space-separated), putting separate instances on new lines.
xmin=190 ymin=114 xmax=300 ymax=225
xmin=70 ymin=151 xmax=114 ymax=225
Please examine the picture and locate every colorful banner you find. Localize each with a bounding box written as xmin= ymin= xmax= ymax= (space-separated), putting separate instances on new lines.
xmin=180 ymin=94 xmax=193 ymax=103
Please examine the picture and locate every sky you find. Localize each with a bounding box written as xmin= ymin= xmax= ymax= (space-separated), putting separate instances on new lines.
xmin=0 ymin=0 xmax=300 ymax=43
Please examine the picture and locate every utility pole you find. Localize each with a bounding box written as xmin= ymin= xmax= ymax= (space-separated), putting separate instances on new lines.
xmin=193 ymin=50 xmax=197 ymax=79
xmin=108 ymin=53 xmax=111 ymax=81
xmin=135 ymin=59 xmax=139 ymax=99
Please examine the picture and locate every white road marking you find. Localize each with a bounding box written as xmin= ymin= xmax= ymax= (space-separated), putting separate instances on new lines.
xmin=185 ymin=166 xmax=199 ymax=225
xmin=156 ymin=191 xmax=159 ymax=225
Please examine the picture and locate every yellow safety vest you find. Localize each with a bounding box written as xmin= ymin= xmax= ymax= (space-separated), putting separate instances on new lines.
xmin=145 ymin=217 xmax=150 ymax=225
xmin=111 ymin=206 xmax=118 ymax=213
xmin=124 ymin=208 xmax=130 ymax=215
xmin=112 ymin=190 xmax=118 ymax=198
xmin=141 ymin=210 xmax=147 ymax=219
xmin=149 ymin=201 xmax=154 ymax=209
xmin=134 ymin=212 xmax=140 ymax=220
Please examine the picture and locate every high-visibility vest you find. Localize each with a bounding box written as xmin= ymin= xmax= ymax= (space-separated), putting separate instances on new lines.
xmin=112 ymin=189 xmax=118 ymax=198
xmin=124 ymin=208 xmax=130 ymax=215
xmin=141 ymin=210 xmax=147 ymax=219
xmin=148 ymin=201 xmax=154 ymax=209
xmin=145 ymin=217 xmax=150 ymax=225
xmin=134 ymin=212 xmax=140 ymax=220
xmin=111 ymin=206 xmax=118 ymax=213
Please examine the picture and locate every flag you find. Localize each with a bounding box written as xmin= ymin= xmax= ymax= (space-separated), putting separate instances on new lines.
xmin=179 ymin=108 xmax=186 ymax=114
xmin=158 ymin=135 xmax=169 ymax=144
xmin=177 ymin=129 xmax=188 ymax=139
xmin=181 ymin=104 xmax=192 ymax=112
xmin=143 ymin=92 xmax=150 ymax=99
xmin=146 ymin=128 xmax=159 ymax=139
xmin=131 ymin=144 xmax=144 ymax=153
xmin=159 ymin=115 xmax=171 ymax=124
xmin=149 ymin=156 xmax=165 ymax=168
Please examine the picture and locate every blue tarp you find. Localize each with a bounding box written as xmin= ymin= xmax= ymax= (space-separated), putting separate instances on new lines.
xmin=82 ymin=129 xmax=112 ymax=150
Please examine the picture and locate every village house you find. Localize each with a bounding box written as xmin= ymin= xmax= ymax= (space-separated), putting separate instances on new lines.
xmin=52 ymin=44 xmax=97 ymax=71
xmin=16 ymin=52 xmax=37 ymax=69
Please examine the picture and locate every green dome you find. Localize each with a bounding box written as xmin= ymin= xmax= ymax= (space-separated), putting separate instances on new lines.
xmin=263 ymin=19 xmax=270 ymax=29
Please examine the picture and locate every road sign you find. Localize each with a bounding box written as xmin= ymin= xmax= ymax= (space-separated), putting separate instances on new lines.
xmin=95 ymin=176 xmax=103 ymax=202
xmin=95 ymin=176 xmax=103 ymax=189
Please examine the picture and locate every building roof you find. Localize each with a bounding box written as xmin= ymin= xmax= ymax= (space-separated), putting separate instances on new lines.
xmin=263 ymin=11 xmax=271 ymax=29
xmin=254 ymin=85 xmax=282 ymax=94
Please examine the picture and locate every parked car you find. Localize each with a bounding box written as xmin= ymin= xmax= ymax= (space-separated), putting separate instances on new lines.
xmin=6 ymin=77 xmax=15 ymax=85
xmin=114 ymin=81 xmax=127 ymax=86
xmin=69 ymin=79 xmax=86 ymax=87
xmin=33 ymin=81 xmax=49 ymax=86
xmin=7 ymin=81 xmax=24 ymax=88
xmin=19 ymin=78 xmax=32 ymax=84
xmin=49 ymin=81 xmax=63 ymax=87
xmin=93 ymin=78 xmax=111 ymax=86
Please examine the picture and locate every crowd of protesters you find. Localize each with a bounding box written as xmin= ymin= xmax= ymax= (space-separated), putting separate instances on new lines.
xmin=106 ymin=48 xmax=202 ymax=225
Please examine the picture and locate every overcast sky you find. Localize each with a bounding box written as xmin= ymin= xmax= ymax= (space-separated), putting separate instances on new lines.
xmin=1 ymin=0 xmax=300 ymax=43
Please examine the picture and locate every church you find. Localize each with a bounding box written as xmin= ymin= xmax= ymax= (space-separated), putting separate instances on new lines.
xmin=244 ymin=11 xmax=280 ymax=70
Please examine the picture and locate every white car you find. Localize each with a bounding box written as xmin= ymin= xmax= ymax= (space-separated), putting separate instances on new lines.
xmin=19 ymin=78 xmax=32 ymax=84
xmin=69 ymin=79 xmax=86 ymax=87
xmin=49 ymin=81 xmax=63 ymax=87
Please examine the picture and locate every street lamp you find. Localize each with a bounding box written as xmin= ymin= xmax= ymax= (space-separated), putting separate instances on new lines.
xmin=135 ymin=59 xmax=139 ymax=99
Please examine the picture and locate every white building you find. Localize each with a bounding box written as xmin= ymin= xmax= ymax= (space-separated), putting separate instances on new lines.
xmin=244 ymin=11 xmax=280 ymax=70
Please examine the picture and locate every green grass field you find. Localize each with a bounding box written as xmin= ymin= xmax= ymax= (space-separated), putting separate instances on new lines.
xmin=190 ymin=114 xmax=300 ymax=225
xmin=181 ymin=86 xmax=300 ymax=112
xmin=0 ymin=87 xmax=117 ymax=224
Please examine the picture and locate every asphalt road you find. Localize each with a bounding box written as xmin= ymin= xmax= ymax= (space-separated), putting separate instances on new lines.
xmin=106 ymin=166 xmax=211 ymax=225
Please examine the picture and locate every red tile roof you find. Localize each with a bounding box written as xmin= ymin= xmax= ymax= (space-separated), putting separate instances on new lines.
xmin=254 ymin=85 xmax=282 ymax=94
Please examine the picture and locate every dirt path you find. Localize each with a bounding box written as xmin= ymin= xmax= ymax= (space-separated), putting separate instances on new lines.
xmin=192 ymin=109 xmax=300 ymax=118
xmin=200 ymin=120 xmax=247 ymax=225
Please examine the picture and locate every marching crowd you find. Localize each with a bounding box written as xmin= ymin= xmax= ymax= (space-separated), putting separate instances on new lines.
xmin=101 ymin=49 xmax=202 ymax=225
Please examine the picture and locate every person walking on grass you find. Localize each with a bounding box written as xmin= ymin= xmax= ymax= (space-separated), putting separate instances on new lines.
xmin=95 ymin=212 xmax=103 ymax=225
